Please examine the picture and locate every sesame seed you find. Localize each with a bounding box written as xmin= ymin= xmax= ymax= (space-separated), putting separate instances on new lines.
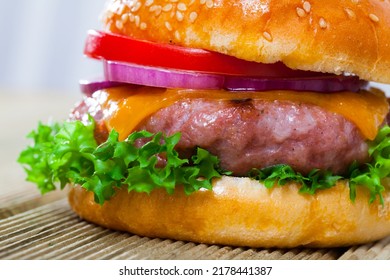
xmin=177 ymin=2 xmax=187 ymax=11
xmin=140 ymin=22 xmax=147 ymax=30
xmin=176 ymin=11 xmax=184 ymax=21
xmin=155 ymin=6 xmax=162 ymax=16
xmin=344 ymin=8 xmax=355 ymax=19
xmin=121 ymin=13 xmax=129 ymax=23
xmin=303 ymin=1 xmax=311 ymax=13
xmin=149 ymin=5 xmax=162 ymax=16
xmin=135 ymin=15 xmax=140 ymax=27
xmin=296 ymin=7 xmax=306 ymax=17
xmin=369 ymin=13 xmax=380 ymax=22
xmin=115 ymin=20 xmax=123 ymax=29
xmin=200 ymin=0 xmax=206 ymax=5
xmin=145 ymin=0 xmax=154 ymax=7
xmin=170 ymin=0 xmax=179 ymax=2
xmin=162 ymin=4 xmax=173 ymax=12
xmin=129 ymin=13 xmax=135 ymax=22
xmin=189 ymin=0 xmax=196 ymax=6
xmin=165 ymin=21 xmax=173 ymax=31
xmin=319 ymin=17 xmax=327 ymax=29
xmin=263 ymin=31 xmax=273 ymax=42
xmin=175 ymin=30 xmax=181 ymax=41
xmin=351 ymin=0 xmax=359 ymax=4
xmin=189 ymin=11 xmax=198 ymax=23
xmin=206 ymin=0 xmax=214 ymax=8
xmin=131 ymin=2 xmax=142 ymax=13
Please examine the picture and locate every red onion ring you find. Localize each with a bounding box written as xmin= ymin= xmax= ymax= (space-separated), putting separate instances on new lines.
xmin=224 ymin=76 xmax=368 ymax=93
xmin=104 ymin=61 xmax=224 ymax=90
xmin=97 ymin=60 xmax=367 ymax=93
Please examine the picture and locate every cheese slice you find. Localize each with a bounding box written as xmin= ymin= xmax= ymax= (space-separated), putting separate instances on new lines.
xmin=95 ymin=86 xmax=388 ymax=141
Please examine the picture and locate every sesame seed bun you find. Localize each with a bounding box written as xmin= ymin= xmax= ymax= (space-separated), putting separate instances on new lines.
xmin=68 ymin=177 xmax=390 ymax=248
xmin=103 ymin=0 xmax=390 ymax=83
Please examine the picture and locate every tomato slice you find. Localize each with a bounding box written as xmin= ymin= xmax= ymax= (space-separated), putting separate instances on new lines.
xmin=84 ymin=30 xmax=320 ymax=78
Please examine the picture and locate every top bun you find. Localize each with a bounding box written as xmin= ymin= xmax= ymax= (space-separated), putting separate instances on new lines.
xmin=102 ymin=0 xmax=390 ymax=84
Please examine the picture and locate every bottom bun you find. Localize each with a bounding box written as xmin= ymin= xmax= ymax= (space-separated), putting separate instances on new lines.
xmin=68 ymin=176 xmax=390 ymax=248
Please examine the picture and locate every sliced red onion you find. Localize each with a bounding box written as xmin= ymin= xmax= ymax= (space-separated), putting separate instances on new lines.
xmin=79 ymin=79 xmax=125 ymax=96
xmin=104 ymin=60 xmax=224 ymax=90
xmin=100 ymin=60 xmax=367 ymax=93
xmin=224 ymin=76 xmax=368 ymax=93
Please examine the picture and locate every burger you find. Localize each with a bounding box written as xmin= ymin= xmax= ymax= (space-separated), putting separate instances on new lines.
xmin=19 ymin=0 xmax=390 ymax=248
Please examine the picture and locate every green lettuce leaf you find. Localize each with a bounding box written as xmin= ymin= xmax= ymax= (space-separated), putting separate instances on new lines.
xmin=18 ymin=119 xmax=223 ymax=204
xmin=348 ymin=126 xmax=390 ymax=204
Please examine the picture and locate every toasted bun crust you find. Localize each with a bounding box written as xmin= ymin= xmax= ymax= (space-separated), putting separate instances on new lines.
xmin=102 ymin=0 xmax=390 ymax=84
xmin=68 ymin=176 xmax=390 ymax=248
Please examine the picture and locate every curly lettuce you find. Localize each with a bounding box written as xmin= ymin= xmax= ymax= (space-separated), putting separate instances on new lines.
xmin=18 ymin=119 xmax=222 ymax=204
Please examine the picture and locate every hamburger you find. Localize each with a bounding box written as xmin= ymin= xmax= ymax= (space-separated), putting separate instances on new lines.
xmin=19 ymin=0 xmax=390 ymax=248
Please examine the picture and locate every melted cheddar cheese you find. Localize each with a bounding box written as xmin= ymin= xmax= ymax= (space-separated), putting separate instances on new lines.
xmin=95 ymin=86 xmax=388 ymax=141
